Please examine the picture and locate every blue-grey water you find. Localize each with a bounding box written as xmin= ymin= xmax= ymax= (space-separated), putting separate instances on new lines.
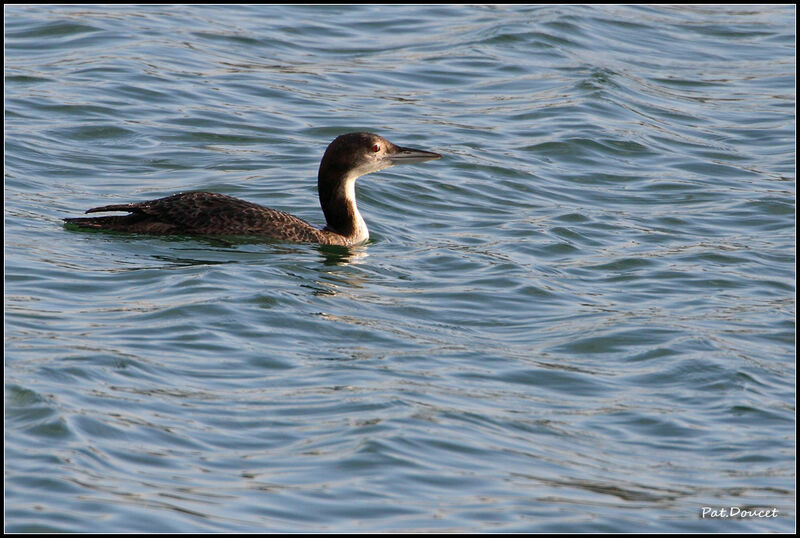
xmin=4 ymin=4 xmax=795 ymax=533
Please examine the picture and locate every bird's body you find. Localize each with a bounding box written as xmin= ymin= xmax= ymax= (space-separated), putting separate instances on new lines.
xmin=64 ymin=132 xmax=440 ymax=246
xmin=71 ymin=191 xmax=350 ymax=244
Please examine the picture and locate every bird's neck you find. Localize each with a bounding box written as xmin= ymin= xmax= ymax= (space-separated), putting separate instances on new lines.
xmin=318 ymin=171 xmax=369 ymax=244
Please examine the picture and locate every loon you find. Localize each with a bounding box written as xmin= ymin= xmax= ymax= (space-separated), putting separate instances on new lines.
xmin=64 ymin=132 xmax=441 ymax=246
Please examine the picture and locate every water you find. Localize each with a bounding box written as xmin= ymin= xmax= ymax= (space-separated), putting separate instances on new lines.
xmin=4 ymin=4 xmax=795 ymax=532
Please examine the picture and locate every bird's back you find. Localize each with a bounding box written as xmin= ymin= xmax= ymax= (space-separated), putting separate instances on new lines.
xmin=64 ymin=192 xmax=342 ymax=244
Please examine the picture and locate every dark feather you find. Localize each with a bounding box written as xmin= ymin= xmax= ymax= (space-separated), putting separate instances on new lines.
xmin=64 ymin=192 xmax=348 ymax=244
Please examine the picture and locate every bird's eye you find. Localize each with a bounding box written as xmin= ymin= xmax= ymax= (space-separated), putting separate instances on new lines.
xmin=371 ymin=144 xmax=381 ymax=153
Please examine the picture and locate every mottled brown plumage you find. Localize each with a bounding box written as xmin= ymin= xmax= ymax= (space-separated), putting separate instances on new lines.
xmin=68 ymin=192 xmax=337 ymax=243
xmin=64 ymin=132 xmax=441 ymax=246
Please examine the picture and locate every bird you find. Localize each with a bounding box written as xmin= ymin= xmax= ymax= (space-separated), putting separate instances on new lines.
xmin=64 ymin=132 xmax=441 ymax=246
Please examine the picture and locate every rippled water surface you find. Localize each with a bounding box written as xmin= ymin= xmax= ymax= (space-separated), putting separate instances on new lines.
xmin=5 ymin=4 xmax=795 ymax=533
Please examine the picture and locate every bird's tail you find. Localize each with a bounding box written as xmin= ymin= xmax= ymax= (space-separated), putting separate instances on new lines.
xmin=64 ymin=202 xmax=145 ymax=230
xmin=84 ymin=203 xmax=139 ymax=214
xmin=63 ymin=215 xmax=136 ymax=230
